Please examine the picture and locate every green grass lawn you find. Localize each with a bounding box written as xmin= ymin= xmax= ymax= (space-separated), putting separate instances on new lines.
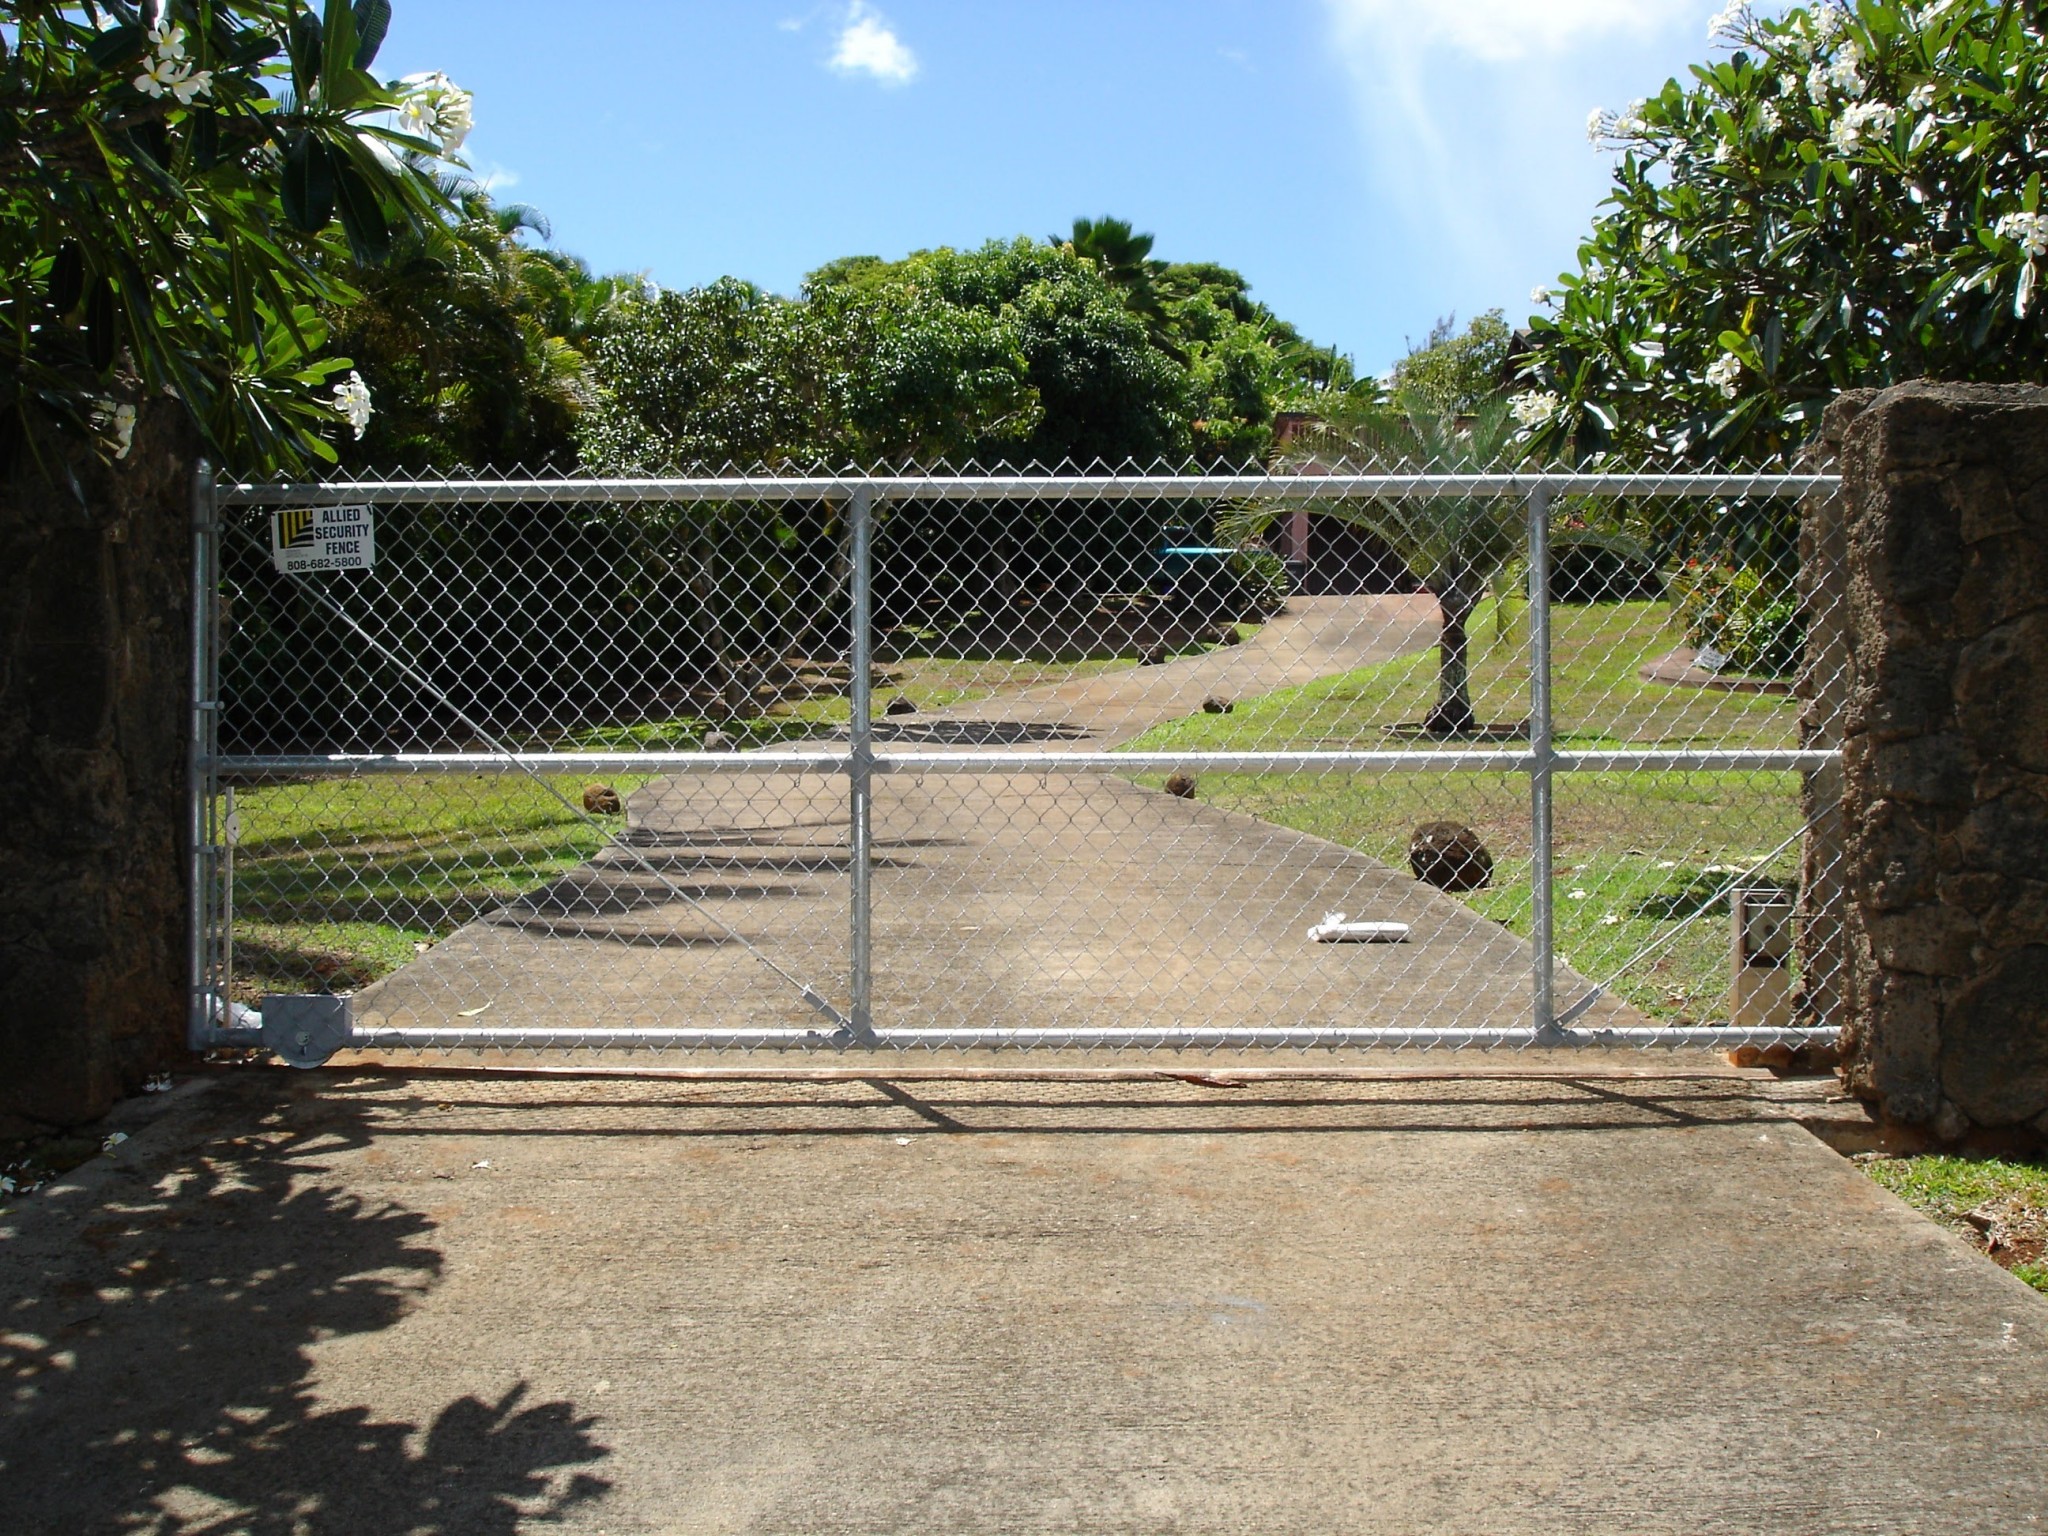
xmin=1863 ymin=1155 xmax=2048 ymax=1294
xmin=220 ymin=617 xmax=1243 ymax=995
xmin=1119 ymin=602 xmax=1808 ymax=1023
xmin=226 ymin=774 xmax=639 ymax=998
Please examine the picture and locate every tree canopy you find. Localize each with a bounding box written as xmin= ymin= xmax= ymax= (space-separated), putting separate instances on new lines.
xmin=1390 ymin=311 xmax=1512 ymax=418
xmin=1520 ymin=0 xmax=2048 ymax=463
xmin=577 ymin=231 xmax=1360 ymax=473
xmin=1 ymin=0 xmax=465 ymax=474
xmin=328 ymin=194 xmax=615 ymax=471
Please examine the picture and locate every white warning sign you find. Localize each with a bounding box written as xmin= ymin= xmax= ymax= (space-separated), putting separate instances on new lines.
xmin=272 ymin=505 xmax=375 ymax=574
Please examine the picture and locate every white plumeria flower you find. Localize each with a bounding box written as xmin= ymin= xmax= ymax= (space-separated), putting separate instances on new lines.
xmin=146 ymin=22 xmax=187 ymax=61
xmin=134 ymin=54 xmax=186 ymax=98
xmin=1830 ymin=101 xmax=1896 ymax=153
xmin=1706 ymin=353 xmax=1745 ymax=400
xmin=1758 ymin=101 xmax=1783 ymax=134
xmin=1996 ymin=211 xmax=2048 ymax=259
xmin=1779 ymin=73 xmax=1802 ymax=100
xmin=134 ymin=22 xmax=212 ymax=104
xmin=1707 ymin=2 xmax=1747 ymax=40
xmin=1827 ymin=57 xmax=1867 ymax=98
xmin=1906 ymin=82 xmax=1937 ymax=113
xmin=1714 ymin=138 xmax=1736 ymax=164
xmin=1510 ymin=391 xmax=1562 ymax=430
xmin=1531 ymin=285 xmax=1552 ymax=306
xmin=332 ymin=371 xmax=374 ymax=438
xmin=397 ymin=72 xmax=475 ymax=157
xmin=1586 ymin=106 xmax=1607 ymax=146
xmin=92 ymin=398 xmax=137 ymax=459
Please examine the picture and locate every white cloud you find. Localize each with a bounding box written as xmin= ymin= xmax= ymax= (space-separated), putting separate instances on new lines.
xmin=476 ymin=162 xmax=521 ymax=194
xmin=830 ymin=2 xmax=919 ymax=87
xmin=1319 ymin=0 xmax=1720 ymax=363
xmin=1326 ymin=0 xmax=1698 ymax=64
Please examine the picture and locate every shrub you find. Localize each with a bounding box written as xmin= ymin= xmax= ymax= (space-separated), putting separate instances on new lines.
xmin=1225 ymin=547 xmax=1292 ymax=620
xmin=1668 ymin=562 xmax=1802 ymax=677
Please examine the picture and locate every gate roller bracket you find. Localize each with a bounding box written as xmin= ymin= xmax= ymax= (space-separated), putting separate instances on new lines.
xmin=261 ymin=995 xmax=354 ymax=1069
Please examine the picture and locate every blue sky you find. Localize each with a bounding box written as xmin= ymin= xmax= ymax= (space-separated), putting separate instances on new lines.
xmin=382 ymin=1 xmax=1738 ymax=375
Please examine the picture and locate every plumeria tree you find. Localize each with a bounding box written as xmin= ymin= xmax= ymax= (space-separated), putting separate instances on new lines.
xmin=0 ymin=0 xmax=474 ymax=473
xmin=1517 ymin=0 xmax=2048 ymax=466
xmin=0 ymin=0 xmax=473 ymax=1128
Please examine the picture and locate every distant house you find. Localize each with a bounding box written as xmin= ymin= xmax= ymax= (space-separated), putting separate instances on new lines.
xmin=1265 ymin=413 xmax=1416 ymax=597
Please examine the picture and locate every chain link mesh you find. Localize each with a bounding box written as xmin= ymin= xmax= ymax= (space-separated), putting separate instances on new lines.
xmin=195 ymin=457 xmax=1845 ymax=1060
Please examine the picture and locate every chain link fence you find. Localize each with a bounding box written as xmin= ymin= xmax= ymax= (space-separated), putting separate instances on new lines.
xmin=188 ymin=460 xmax=1845 ymax=1064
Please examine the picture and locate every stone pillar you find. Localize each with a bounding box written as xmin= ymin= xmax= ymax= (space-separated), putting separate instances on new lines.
xmin=1832 ymin=382 xmax=2048 ymax=1147
xmin=0 ymin=403 xmax=195 ymax=1135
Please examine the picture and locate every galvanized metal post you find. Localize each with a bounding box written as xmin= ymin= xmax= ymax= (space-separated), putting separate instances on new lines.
xmin=1527 ymin=485 xmax=1558 ymax=1040
xmin=847 ymin=486 xmax=877 ymax=1042
xmin=186 ymin=460 xmax=217 ymax=1050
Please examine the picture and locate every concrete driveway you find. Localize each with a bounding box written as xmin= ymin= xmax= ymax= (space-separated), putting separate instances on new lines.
xmin=2 ymin=1068 xmax=2043 ymax=1534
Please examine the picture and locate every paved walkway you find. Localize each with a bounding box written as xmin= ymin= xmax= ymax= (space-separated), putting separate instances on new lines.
xmin=865 ymin=594 xmax=1441 ymax=748
xmin=4 ymin=1069 xmax=2043 ymax=1534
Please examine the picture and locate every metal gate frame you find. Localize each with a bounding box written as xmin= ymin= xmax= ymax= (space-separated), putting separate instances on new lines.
xmin=188 ymin=466 xmax=1845 ymax=1061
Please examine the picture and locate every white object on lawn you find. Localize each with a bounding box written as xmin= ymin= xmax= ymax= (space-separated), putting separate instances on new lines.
xmin=1307 ymin=912 xmax=1411 ymax=944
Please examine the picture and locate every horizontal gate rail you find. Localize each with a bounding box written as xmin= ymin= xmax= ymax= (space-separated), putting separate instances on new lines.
xmin=211 ymin=749 xmax=1841 ymax=776
xmin=219 ymin=471 xmax=1839 ymax=506
xmin=322 ymin=1026 xmax=1831 ymax=1053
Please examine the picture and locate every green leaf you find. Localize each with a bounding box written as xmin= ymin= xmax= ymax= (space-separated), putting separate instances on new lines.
xmin=191 ymin=109 xmax=222 ymax=171
xmin=86 ymin=24 xmax=146 ymax=71
xmin=229 ymin=30 xmax=284 ymax=67
xmin=288 ymin=10 xmax=324 ymax=94
xmin=47 ymin=243 xmax=85 ymax=318
xmin=85 ymin=280 xmax=120 ymax=374
xmin=281 ymin=133 xmax=336 ymax=233
xmin=321 ymin=0 xmax=361 ymax=96
xmin=124 ymin=121 xmax=171 ymax=172
xmin=353 ymin=0 xmax=393 ymax=67
xmin=2028 ymin=172 xmax=2041 ymax=214
xmin=334 ymin=161 xmax=392 ymax=265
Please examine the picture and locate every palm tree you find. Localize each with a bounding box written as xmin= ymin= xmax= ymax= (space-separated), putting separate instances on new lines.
xmin=328 ymin=189 xmax=596 ymax=470
xmin=1227 ymin=390 xmax=1636 ymax=736
xmin=1060 ymin=216 xmax=1171 ymax=344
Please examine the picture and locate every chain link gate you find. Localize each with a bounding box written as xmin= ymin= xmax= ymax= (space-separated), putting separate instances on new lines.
xmin=188 ymin=464 xmax=1846 ymax=1066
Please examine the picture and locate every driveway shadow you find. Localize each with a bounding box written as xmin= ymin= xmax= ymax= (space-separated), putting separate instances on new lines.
xmin=0 ymin=1079 xmax=610 ymax=1535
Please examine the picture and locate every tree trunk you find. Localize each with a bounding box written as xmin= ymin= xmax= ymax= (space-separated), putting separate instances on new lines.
xmin=0 ymin=403 xmax=196 ymax=1134
xmin=1423 ymin=587 xmax=1479 ymax=737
